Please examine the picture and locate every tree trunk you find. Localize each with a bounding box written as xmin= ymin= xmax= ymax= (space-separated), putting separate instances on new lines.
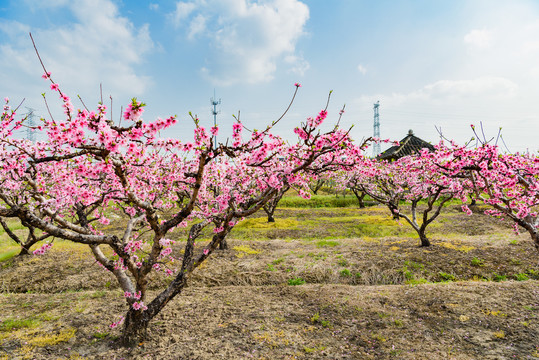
xmin=18 ymin=246 xmax=31 ymax=256
xmin=525 ymin=226 xmax=539 ymax=252
xmin=505 ymin=211 xmax=539 ymax=252
xmin=262 ymin=185 xmax=289 ymax=223
xmin=121 ymin=308 xmax=151 ymax=345
xmin=219 ymin=238 xmax=228 ymax=250
xmin=263 ymin=205 xmax=276 ymax=223
xmin=418 ymin=230 xmax=430 ymax=247
xmin=357 ymin=197 xmax=365 ymax=209
xmin=352 ymin=190 xmax=366 ymax=208
xmin=309 ymin=179 xmax=325 ymax=195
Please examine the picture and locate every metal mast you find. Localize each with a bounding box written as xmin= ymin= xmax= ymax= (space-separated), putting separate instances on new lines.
xmin=372 ymin=101 xmax=380 ymax=157
xmin=210 ymin=90 xmax=221 ymax=148
xmin=25 ymin=107 xmax=36 ymax=142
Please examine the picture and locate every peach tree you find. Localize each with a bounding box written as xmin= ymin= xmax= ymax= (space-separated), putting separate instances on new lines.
xmin=0 ymin=73 xmax=362 ymax=344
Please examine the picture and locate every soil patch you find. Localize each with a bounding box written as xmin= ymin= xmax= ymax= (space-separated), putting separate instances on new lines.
xmin=1 ymin=205 xmax=538 ymax=359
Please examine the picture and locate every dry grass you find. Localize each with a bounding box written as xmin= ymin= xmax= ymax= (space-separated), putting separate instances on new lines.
xmin=0 ymin=205 xmax=538 ymax=359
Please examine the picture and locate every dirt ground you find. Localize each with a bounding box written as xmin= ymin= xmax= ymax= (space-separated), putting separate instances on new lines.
xmin=0 ymin=205 xmax=538 ymax=359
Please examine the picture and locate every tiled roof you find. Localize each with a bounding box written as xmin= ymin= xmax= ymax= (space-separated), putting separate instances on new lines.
xmin=377 ymin=130 xmax=435 ymax=161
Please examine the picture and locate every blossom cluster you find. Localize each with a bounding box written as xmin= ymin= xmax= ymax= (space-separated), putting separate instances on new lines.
xmin=32 ymin=242 xmax=52 ymax=255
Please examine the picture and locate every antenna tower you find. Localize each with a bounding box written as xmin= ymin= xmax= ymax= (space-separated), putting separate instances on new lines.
xmin=372 ymin=101 xmax=380 ymax=157
xmin=25 ymin=107 xmax=36 ymax=142
xmin=210 ymin=90 xmax=221 ymax=148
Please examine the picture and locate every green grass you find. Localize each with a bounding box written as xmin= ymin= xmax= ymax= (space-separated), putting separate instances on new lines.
xmin=234 ymin=217 xmax=299 ymax=229
xmin=316 ymin=240 xmax=340 ymax=248
xmin=438 ymin=272 xmax=457 ymax=282
xmin=150 ymin=206 xmax=421 ymax=242
xmin=287 ymin=277 xmax=306 ymax=286
xmin=278 ymin=195 xmax=364 ymax=208
xmin=405 ymin=278 xmax=430 ymax=285
xmin=0 ymin=318 xmax=41 ymax=331
xmin=0 ymin=220 xmax=26 ymax=245
xmin=339 ymin=268 xmax=351 ymax=277
xmin=277 ymin=195 xmax=463 ymax=209
xmin=0 ymin=219 xmax=26 ymax=235
xmin=0 ymin=219 xmax=80 ymax=262
xmin=0 ymin=219 xmax=26 ymax=262
xmin=187 ymin=209 xmax=423 ymax=241
xmin=471 ymin=257 xmax=484 ymax=267
xmin=0 ymin=248 xmax=20 ymax=262
xmin=404 ymin=260 xmax=424 ymax=270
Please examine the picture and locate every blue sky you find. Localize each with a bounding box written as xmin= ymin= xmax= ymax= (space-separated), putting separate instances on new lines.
xmin=1 ymin=0 xmax=539 ymax=153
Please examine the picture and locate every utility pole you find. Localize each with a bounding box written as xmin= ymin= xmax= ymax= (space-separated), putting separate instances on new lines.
xmin=25 ymin=107 xmax=36 ymax=142
xmin=211 ymin=90 xmax=221 ymax=148
xmin=372 ymin=101 xmax=380 ymax=157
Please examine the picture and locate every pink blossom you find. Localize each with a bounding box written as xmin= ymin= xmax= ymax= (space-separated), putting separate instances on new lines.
xmin=50 ymin=83 xmax=59 ymax=91
xmin=232 ymin=122 xmax=242 ymax=134
xmin=131 ymin=300 xmax=147 ymax=311
xmin=109 ymin=316 xmax=124 ymax=329
xmin=33 ymin=243 xmax=52 ymax=255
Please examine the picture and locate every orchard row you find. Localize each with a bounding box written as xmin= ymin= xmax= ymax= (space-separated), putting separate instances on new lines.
xmin=1 ymin=74 xmax=537 ymax=344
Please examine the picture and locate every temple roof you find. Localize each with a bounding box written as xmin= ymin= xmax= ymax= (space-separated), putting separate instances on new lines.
xmin=377 ymin=129 xmax=435 ymax=161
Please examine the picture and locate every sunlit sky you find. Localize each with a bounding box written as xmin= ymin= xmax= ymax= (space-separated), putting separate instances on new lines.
xmin=1 ymin=0 xmax=539 ymax=153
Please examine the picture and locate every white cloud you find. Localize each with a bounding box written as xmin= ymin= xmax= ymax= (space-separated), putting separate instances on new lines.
xmin=357 ymin=77 xmax=517 ymax=109
xmin=424 ymin=77 xmax=517 ymax=99
xmin=285 ymin=54 xmax=309 ymax=76
xmin=188 ymin=14 xmax=207 ymax=39
xmin=149 ymin=3 xmax=159 ymax=11
xmin=0 ymin=0 xmax=153 ymax=107
xmin=464 ymin=28 xmax=492 ymax=49
xmin=0 ymin=19 xmax=31 ymax=38
xmin=357 ymin=64 xmax=367 ymax=75
xmin=170 ymin=0 xmax=309 ymax=86
xmin=170 ymin=1 xmax=199 ymax=27
xmin=460 ymin=9 xmax=539 ymax=82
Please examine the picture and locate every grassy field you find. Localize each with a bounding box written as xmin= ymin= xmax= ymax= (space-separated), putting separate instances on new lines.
xmin=0 ymin=200 xmax=538 ymax=359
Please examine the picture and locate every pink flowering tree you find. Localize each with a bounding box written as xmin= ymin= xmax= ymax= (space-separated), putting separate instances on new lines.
xmin=434 ymin=141 xmax=539 ymax=251
xmin=308 ymin=176 xmax=326 ymax=195
xmin=262 ymin=184 xmax=290 ymax=223
xmin=0 ymin=213 xmax=52 ymax=256
xmin=0 ymin=71 xmax=223 ymax=343
xmin=349 ymin=151 xmax=463 ymax=247
xmin=340 ymin=172 xmax=368 ymax=208
xmin=184 ymin=101 xmax=368 ymax=251
xmin=0 ymin=98 xmax=54 ymax=255
xmin=0 ymin=64 xmax=363 ymax=345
